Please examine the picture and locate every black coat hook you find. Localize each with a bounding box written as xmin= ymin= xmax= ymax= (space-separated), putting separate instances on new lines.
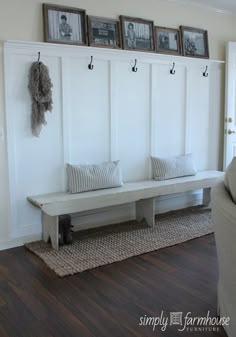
xmin=88 ymin=56 xmax=94 ymax=70
xmin=203 ymin=65 xmax=208 ymax=77
xmin=132 ymin=59 xmax=138 ymax=72
xmin=37 ymin=52 xmax=41 ymax=63
xmin=170 ymin=62 xmax=175 ymax=75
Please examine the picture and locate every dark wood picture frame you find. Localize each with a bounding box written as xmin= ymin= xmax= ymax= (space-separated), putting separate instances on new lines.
xmin=43 ymin=3 xmax=87 ymax=46
xmin=180 ymin=26 xmax=209 ymax=59
xmin=155 ymin=26 xmax=182 ymax=56
xmin=87 ymin=16 xmax=121 ymax=49
xmin=120 ymin=15 xmax=155 ymax=52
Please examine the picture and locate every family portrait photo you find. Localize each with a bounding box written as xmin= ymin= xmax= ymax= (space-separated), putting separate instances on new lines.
xmin=43 ymin=4 xmax=87 ymax=45
xmin=181 ymin=26 xmax=209 ymax=58
xmin=120 ymin=16 xmax=155 ymax=52
xmin=155 ymin=27 xmax=181 ymax=55
xmin=87 ymin=16 xmax=121 ymax=48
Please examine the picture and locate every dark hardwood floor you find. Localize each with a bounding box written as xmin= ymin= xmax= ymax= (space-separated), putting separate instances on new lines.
xmin=0 ymin=234 xmax=228 ymax=337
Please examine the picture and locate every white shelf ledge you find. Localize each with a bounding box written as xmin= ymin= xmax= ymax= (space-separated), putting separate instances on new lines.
xmin=3 ymin=40 xmax=225 ymax=67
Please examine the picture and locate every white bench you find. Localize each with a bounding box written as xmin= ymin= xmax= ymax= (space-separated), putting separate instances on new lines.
xmin=27 ymin=170 xmax=224 ymax=250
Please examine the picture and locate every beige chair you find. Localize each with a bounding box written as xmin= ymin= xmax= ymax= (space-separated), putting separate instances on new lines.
xmin=211 ymin=179 xmax=236 ymax=337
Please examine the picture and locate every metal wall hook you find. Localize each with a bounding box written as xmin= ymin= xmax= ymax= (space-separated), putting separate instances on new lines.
xmin=132 ymin=59 xmax=138 ymax=72
xmin=170 ymin=62 xmax=175 ymax=75
xmin=37 ymin=52 xmax=41 ymax=63
xmin=203 ymin=65 xmax=208 ymax=77
xmin=88 ymin=56 xmax=94 ymax=70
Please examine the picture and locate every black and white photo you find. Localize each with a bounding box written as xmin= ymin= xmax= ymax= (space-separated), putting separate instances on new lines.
xmin=155 ymin=27 xmax=181 ymax=55
xmin=120 ymin=16 xmax=155 ymax=52
xmin=43 ymin=4 xmax=87 ymax=45
xmin=87 ymin=16 xmax=121 ymax=49
xmin=180 ymin=26 xmax=209 ymax=58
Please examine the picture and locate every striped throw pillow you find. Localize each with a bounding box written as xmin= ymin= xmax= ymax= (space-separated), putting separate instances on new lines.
xmin=67 ymin=161 xmax=123 ymax=193
xmin=151 ymin=154 xmax=197 ymax=181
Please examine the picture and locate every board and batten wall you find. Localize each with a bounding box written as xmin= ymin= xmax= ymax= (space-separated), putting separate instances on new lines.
xmin=3 ymin=41 xmax=224 ymax=244
xmin=1 ymin=0 xmax=235 ymax=249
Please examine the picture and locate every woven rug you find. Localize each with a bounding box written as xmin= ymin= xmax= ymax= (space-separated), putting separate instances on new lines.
xmin=25 ymin=206 xmax=213 ymax=277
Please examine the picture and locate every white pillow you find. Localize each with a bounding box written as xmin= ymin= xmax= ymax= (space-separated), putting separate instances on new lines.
xmin=224 ymin=157 xmax=236 ymax=203
xmin=151 ymin=154 xmax=197 ymax=181
xmin=67 ymin=160 xmax=123 ymax=193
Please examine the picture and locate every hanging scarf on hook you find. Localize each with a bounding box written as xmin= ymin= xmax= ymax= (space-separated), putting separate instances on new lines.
xmin=28 ymin=61 xmax=53 ymax=137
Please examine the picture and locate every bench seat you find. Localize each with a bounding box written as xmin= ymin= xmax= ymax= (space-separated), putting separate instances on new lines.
xmin=27 ymin=170 xmax=224 ymax=250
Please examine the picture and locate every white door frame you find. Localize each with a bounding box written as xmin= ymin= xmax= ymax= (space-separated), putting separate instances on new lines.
xmin=224 ymin=42 xmax=236 ymax=169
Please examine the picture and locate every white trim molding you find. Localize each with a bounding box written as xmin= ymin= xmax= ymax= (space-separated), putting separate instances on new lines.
xmin=4 ymin=40 xmax=225 ymax=66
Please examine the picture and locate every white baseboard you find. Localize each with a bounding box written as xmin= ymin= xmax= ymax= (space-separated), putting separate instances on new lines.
xmin=0 ymin=191 xmax=203 ymax=250
xmin=0 ymin=233 xmax=42 ymax=251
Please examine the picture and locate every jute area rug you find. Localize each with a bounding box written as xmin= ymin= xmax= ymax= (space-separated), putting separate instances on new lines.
xmin=25 ymin=206 xmax=213 ymax=277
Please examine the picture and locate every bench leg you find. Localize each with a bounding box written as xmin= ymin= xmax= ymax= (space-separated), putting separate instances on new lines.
xmin=203 ymin=187 xmax=211 ymax=206
xmin=136 ymin=198 xmax=155 ymax=227
xmin=42 ymin=212 xmax=59 ymax=250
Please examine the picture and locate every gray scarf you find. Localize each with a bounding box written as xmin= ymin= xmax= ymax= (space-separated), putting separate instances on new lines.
xmin=29 ymin=62 xmax=53 ymax=137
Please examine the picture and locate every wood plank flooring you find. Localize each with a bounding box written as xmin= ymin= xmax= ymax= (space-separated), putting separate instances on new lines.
xmin=0 ymin=234 xmax=228 ymax=337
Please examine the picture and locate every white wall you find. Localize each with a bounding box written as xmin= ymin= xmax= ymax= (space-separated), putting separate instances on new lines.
xmin=0 ymin=0 xmax=236 ymax=248
xmin=4 ymin=41 xmax=223 ymax=245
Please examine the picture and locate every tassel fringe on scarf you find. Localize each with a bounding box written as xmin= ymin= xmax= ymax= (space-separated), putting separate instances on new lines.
xmin=29 ymin=62 xmax=53 ymax=137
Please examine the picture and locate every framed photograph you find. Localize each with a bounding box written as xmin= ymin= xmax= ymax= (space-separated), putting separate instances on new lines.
xmin=155 ymin=26 xmax=181 ymax=56
xmin=120 ymin=16 xmax=155 ymax=52
xmin=43 ymin=4 xmax=87 ymax=46
xmin=87 ymin=16 xmax=121 ymax=49
xmin=180 ymin=26 xmax=209 ymax=58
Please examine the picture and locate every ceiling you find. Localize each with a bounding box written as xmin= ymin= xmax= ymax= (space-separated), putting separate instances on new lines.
xmin=167 ymin=0 xmax=236 ymax=14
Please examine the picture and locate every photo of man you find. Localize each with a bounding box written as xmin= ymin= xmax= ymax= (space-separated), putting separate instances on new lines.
xmin=46 ymin=7 xmax=85 ymax=45
xmin=59 ymin=14 xmax=72 ymax=40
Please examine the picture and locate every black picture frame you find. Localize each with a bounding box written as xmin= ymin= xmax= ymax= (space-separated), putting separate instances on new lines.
xmin=120 ymin=15 xmax=155 ymax=52
xmin=155 ymin=26 xmax=182 ymax=56
xmin=43 ymin=3 xmax=87 ymax=46
xmin=180 ymin=26 xmax=209 ymax=59
xmin=87 ymin=16 xmax=121 ymax=49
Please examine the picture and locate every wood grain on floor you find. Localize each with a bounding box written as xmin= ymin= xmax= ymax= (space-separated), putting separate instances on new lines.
xmin=0 ymin=234 xmax=228 ymax=337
